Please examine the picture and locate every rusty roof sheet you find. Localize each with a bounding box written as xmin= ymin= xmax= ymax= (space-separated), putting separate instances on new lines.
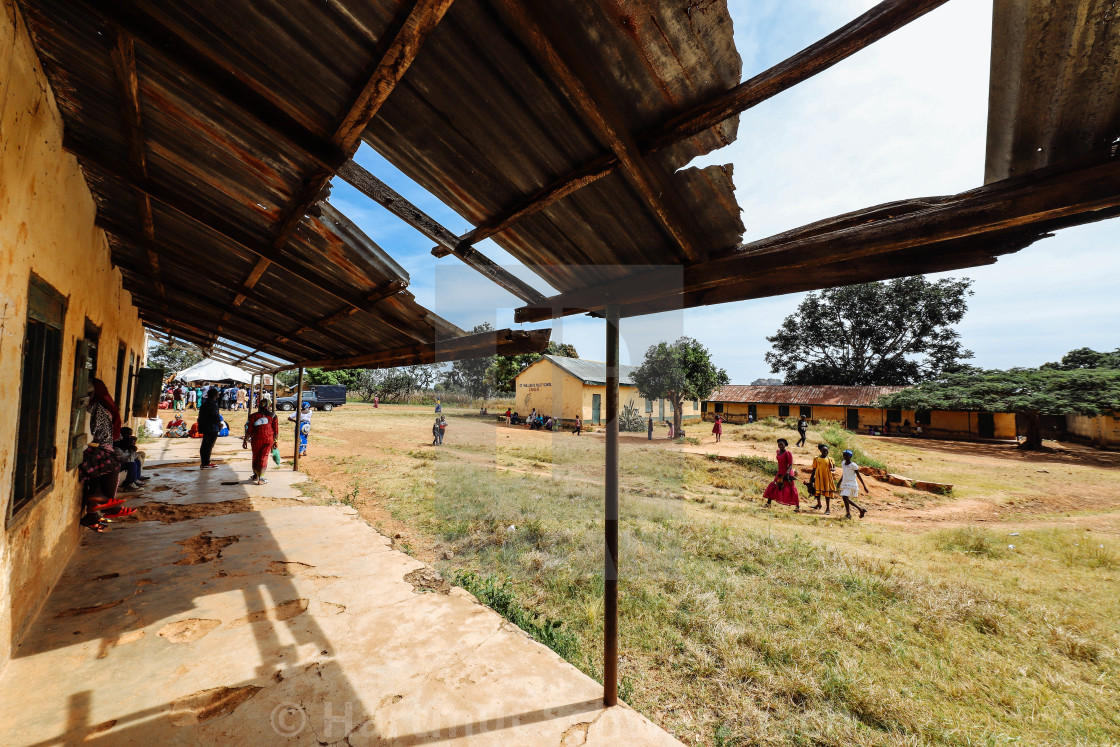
xmin=986 ymin=0 xmax=1120 ymax=182
xmin=363 ymin=0 xmax=745 ymax=293
xmin=708 ymin=385 xmax=909 ymax=407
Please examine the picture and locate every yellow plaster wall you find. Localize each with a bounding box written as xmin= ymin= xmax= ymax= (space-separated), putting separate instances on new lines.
xmin=1067 ymin=413 xmax=1120 ymax=448
xmin=1 ymin=0 xmax=147 ymax=671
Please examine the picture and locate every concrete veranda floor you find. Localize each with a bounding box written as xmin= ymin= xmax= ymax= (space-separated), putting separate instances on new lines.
xmin=0 ymin=438 xmax=679 ymax=746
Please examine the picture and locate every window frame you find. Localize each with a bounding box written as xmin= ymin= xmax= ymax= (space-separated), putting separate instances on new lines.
xmin=10 ymin=275 xmax=67 ymax=526
xmin=799 ymin=405 xmax=812 ymax=418
xmin=778 ymin=404 xmax=790 ymax=418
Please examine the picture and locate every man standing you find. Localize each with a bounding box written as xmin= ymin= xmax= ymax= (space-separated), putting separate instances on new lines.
xmin=198 ymin=388 xmax=222 ymax=469
xmin=796 ymin=415 xmax=809 ymax=447
xmin=243 ymin=397 xmax=278 ymax=484
xmin=647 ymin=414 xmax=653 ymax=441
xmin=173 ymin=384 xmax=185 ymax=413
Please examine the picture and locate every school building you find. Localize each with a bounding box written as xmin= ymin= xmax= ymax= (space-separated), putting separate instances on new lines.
xmin=1 ymin=8 xmax=152 ymax=671
xmin=1064 ymin=412 xmax=1120 ymax=449
xmin=702 ymin=385 xmax=1019 ymax=440
xmin=515 ymin=355 xmax=702 ymax=425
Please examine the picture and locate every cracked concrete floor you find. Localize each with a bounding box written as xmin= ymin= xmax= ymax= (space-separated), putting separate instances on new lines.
xmin=0 ymin=439 xmax=679 ymax=746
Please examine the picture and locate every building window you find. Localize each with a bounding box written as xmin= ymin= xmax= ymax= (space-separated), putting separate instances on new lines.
xmin=800 ymin=406 xmax=812 ymax=418
xmin=886 ymin=409 xmax=902 ymax=423
xmin=714 ymin=402 xmax=724 ymax=413
xmin=13 ymin=275 xmax=67 ymax=517
xmin=916 ymin=410 xmax=932 ymax=425
xmin=693 ymin=399 xmax=699 ymax=410
xmin=778 ymin=405 xmax=790 ymax=417
xmin=645 ymin=398 xmax=652 ymax=413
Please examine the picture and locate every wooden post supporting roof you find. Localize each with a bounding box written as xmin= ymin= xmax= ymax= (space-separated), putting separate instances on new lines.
xmin=603 ymin=304 xmax=620 ymax=707
xmin=433 ymin=0 xmax=951 ymax=260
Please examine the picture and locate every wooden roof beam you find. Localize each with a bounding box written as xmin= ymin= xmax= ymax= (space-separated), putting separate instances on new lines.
xmin=107 ymin=28 xmax=165 ymax=311
xmin=269 ymin=0 xmax=456 ymax=251
xmin=278 ymin=328 xmax=552 ymax=372
xmin=515 ymin=153 xmax=1120 ymax=322
xmin=73 ymin=0 xmax=344 ymax=170
xmin=67 ymin=139 xmax=434 ymax=344
xmin=494 ymin=0 xmax=703 ymax=263
xmin=434 ymin=0 xmax=949 ymax=260
xmin=338 ymin=160 xmax=545 ymax=304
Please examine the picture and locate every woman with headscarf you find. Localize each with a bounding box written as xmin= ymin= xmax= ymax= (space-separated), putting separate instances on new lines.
xmin=80 ymin=378 xmax=133 ymax=529
xmin=242 ymin=397 xmax=278 ymax=484
xmin=808 ymin=443 xmax=837 ymax=514
xmin=763 ymin=438 xmax=800 ymax=511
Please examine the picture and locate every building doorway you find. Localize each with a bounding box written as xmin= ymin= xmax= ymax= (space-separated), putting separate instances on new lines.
xmin=978 ymin=412 xmax=996 ymax=439
xmin=747 ymin=404 xmax=757 ymax=421
xmin=846 ymin=408 xmax=860 ymax=430
xmin=592 ymin=394 xmax=601 ymax=425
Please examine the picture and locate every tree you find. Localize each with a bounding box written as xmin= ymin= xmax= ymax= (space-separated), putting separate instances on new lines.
xmin=443 ymin=324 xmax=497 ymax=398
xmin=631 ymin=337 xmax=728 ymax=436
xmin=1041 ymin=347 xmax=1120 ymax=371
xmin=765 ymin=277 xmax=974 ymax=385
xmin=147 ymin=342 xmax=202 ymax=374
xmin=878 ymin=367 xmax=1120 ymax=449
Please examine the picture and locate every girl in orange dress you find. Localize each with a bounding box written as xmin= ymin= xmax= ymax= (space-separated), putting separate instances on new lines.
xmin=808 ymin=444 xmax=837 ymax=513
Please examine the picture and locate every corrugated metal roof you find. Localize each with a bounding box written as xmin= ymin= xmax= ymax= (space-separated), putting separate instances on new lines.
xmin=708 ymin=385 xmax=909 ymax=407
xmin=534 ymin=355 xmax=639 ymax=387
xmin=986 ymin=0 xmax=1120 ymax=183
xmin=16 ymin=0 xmax=543 ymax=370
xmin=362 ymin=0 xmax=745 ymax=293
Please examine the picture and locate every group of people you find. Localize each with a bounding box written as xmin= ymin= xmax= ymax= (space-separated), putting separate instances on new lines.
xmin=763 ymin=440 xmax=868 ymax=519
xmin=166 ymin=383 xmax=255 ymax=413
xmin=500 ymin=408 xmax=560 ymax=431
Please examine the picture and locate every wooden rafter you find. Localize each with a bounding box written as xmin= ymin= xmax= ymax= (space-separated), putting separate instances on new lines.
xmin=337 ymin=160 xmax=545 ymax=303
xmin=435 ymin=0 xmax=950 ymax=260
xmin=516 ymin=154 xmax=1120 ymax=322
xmin=279 ymin=328 xmax=552 ymax=372
xmin=66 ymin=140 xmax=429 ymax=344
xmin=494 ymin=0 xmax=703 ymax=263
xmin=221 ymin=0 xmax=455 ymax=341
xmin=106 ymin=28 xmax=165 ymax=308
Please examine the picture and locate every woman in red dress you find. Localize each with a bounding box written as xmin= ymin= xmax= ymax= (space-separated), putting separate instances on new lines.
xmin=243 ymin=398 xmax=278 ymax=484
xmin=712 ymin=416 xmax=723 ymax=443
xmin=763 ymin=438 xmax=800 ymax=509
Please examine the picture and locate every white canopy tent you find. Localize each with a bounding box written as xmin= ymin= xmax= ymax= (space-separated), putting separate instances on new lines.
xmin=174 ymin=359 xmax=253 ymax=384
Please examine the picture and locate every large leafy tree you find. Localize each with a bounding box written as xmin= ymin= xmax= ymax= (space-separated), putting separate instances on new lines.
xmin=765 ymin=277 xmax=974 ymax=385
xmin=1041 ymin=347 xmax=1120 ymax=371
xmin=879 ymin=367 xmax=1120 ymax=449
xmin=632 ymin=337 xmax=728 ymax=436
xmin=443 ymin=323 xmax=498 ymax=398
xmin=147 ymin=342 xmax=202 ymax=374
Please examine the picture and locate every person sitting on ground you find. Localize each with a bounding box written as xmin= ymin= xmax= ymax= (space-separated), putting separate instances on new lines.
xmin=543 ymin=415 xmax=553 ymax=431
xmin=188 ymin=421 xmax=201 ymax=438
xmin=914 ymin=424 xmax=923 ymax=437
xmin=114 ymin=427 xmax=149 ymax=490
xmin=510 ymin=411 xmax=522 ymax=425
xmin=165 ymin=414 xmax=188 ymax=438
xmin=243 ymin=397 xmax=278 ymax=484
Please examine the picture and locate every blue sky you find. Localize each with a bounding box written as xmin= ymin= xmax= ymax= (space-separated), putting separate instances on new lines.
xmin=328 ymin=0 xmax=1120 ymax=381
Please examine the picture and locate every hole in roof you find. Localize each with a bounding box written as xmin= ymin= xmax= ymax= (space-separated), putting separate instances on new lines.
xmin=327 ymin=143 xmax=558 ymax=321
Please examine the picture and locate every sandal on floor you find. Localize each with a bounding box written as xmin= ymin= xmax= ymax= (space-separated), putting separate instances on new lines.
xmin=87 ymin=498 xmax=125 ymax=511
xmin=103 ymin=507 xmax=135 ymax=518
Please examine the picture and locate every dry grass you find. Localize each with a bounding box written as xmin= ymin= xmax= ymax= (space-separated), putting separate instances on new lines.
xmin=296 ymin=404 xmax=1120 ymax=746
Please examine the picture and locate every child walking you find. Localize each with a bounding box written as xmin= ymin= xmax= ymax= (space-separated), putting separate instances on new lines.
xmin=837 ymin=449 xmax=869 ymax=519
xmin=808 ymin=444 xmax=837 ymax=513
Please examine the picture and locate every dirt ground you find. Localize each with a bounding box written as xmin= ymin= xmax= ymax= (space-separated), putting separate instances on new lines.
xmin=159 ymin=403 xmax=1120 ymax=562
